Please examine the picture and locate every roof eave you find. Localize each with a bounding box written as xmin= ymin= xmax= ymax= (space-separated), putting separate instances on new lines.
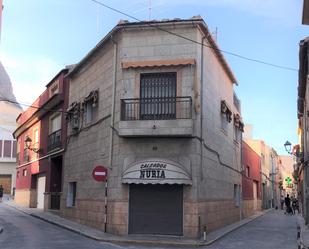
xmin=302 ymin=0 xmax=309 ymax=25
xmin=197 ymin=22 xmax=238 ymax=85
xmin=68 ymin=25 xmax=121 ymax=77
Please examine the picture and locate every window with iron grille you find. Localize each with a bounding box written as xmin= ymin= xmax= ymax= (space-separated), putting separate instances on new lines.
xmin=140 ymin=72 xmax=177 ymax=120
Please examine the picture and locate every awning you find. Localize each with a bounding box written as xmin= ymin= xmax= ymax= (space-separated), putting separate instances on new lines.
xmin=121 ymin=59 xmax=196 ymax=69
xmin=122 ymin=158 xmax=192 ymax=185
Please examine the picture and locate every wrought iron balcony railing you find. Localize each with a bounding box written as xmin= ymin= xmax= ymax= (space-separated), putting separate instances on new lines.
xmin=47 ymin=129 xmax=62 ymax=152
xmin=121 ymin=97 xmax=192 ymax=121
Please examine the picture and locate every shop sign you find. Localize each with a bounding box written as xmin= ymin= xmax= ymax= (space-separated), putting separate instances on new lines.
xmin=122 ymin=158 xmax=192 ymax=185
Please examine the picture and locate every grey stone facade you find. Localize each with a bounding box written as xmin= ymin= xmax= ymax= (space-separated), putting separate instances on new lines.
xmin=61 ymin=17 xmax=243 ymax=238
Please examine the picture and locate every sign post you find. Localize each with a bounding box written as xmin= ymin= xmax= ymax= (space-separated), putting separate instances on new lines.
xmin=92 ymin=165 xmax=108 ymax=232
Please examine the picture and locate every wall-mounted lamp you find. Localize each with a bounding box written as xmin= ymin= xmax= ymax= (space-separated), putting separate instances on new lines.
xmin=284 ymin=140 xmax=292 ymax=155
xmin=24 ymin=136 xmax=42 ymax=154
xmin=284 ymin=140 xmax=302 ymax=159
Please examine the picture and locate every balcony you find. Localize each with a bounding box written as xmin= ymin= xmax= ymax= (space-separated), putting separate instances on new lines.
xmin=119 ymin=97 xmax=193 ymax=137
xmin=47 ymin=130 xmax=62 ymax=152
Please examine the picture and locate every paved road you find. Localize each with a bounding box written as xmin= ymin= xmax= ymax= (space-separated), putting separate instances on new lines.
xmin=0 ymin=203 xmax=119 ymax=249
xmin=0 ymin=203 xmax=298 ymax=249
xmin=207 ymin=210 xmax=298 ymax=249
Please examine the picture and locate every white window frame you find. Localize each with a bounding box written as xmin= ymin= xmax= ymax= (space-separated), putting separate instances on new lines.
xmin=67 ymin=182 xmax=77 ymax=207
xmin=85 ymin=100 xmax=94 ymax=124
xmin=49 ymin=114 xmax=62 ymax=134
xmin=234 ymin=184 xmax=240 ymax=207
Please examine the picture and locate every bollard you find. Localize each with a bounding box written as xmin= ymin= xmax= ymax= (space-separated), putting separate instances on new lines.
xmin=203 ymin=225 xmax=207 ymax=241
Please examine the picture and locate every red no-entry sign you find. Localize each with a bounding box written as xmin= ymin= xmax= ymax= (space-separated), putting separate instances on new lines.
xmin=92 ymin=165 xmax=108 ymax=182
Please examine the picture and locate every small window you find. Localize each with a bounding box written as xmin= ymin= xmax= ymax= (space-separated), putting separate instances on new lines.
xmin=234 ymin=126 xmax=241 ymax=142
xmin=234 ymin=184 xmax=240 ymax=207
xmin=0 ymin=140 xmax=2 ymax=158
xmin=17 ymin=171 xmax=20 ymax=178
xmin=85 ymin=100 xmax=94 ymax=124
xmin=220 ymin=100 xmax=232 ymax=133
xmin=34 ymin=129 xmax=39 ymax=144
xmin=245 ymin=166 xmax=249 ymax=177
xmin=49 ymin=81 xmax=59 ymax=97
xmin=23 ymin=148 xmax=30 ymax=163
xmin=221 ymin=115 xmax=229 ymax=133
xmin=83 ymin=91 xmax=98 ymax=125
xmin=261 ymin=153 xmax=265 ymax=166
xmin=50 ymin=114 xmax=61 ymax=134
xmin=12 ymin=141 xmax=17 ymax=158
xmin=67 ymin=182 xmax=77 ymax=207
xmin=23 ymin=169 xmax=27 ymax=177
xmin=3 ymin=140 xmax=12 ymax=157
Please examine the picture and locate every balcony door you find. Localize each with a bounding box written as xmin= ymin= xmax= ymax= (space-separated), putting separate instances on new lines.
xmin=140 ymin=72 xmax=176 ymax=120
xmin=48 ymin=114 xmax=61 ymax=151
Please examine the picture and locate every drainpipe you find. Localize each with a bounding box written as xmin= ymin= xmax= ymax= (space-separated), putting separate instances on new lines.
xmin=304 ymin=98 xmax=309 ymax=224
xmin=200 ymin=36 xmax=206 ymax=181
xmin=198 ymin=35 xmax=206 ymax=238
xmin=109 ymin=37 xmax=118 ymax=168
xmin=305 ymin=42 xmax=309 ymax=224
xmin=239 ymin=131 xmax=243 ymax=220
xmin=105 ymin=37 xmax=118 ymax=232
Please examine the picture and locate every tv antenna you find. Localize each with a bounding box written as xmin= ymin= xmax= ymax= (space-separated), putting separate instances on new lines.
xmin=148 ymin=0 xmax=152 ymax=20
xmin=212 ymin=27 xmax=218 ymax=42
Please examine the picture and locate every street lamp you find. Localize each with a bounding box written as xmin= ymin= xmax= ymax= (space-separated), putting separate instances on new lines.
xmin=24 ymin=136 xmax=42 ymax=154
xmin=284 ymin=140 xmax=293 ymax=154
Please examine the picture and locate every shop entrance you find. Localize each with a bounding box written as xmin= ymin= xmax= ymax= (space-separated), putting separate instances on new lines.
xmin=129 ymin=184 xmax=183 ymax=236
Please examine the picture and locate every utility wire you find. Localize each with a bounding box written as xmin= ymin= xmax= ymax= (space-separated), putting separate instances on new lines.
xmin=88 ymin=0 xmax=297 ymax=72
xmin=0 ymin=98 xmax=71 ymax=114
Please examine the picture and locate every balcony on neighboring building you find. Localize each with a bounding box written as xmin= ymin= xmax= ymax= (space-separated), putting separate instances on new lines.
xmin=119 ymin=96 xmax=193 ymax=137
xmin=47 ymin=130 xmax=62 ymax=152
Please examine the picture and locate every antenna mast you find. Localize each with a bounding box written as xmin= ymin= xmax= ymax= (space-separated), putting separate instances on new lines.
xmin=148 ymin=0 xmax=152 ymax=20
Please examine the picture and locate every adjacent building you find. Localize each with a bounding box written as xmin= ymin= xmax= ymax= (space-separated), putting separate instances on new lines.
xmin=0 ymin=62 xmax=22 ymax=195
xmin=241 ymin=141 xmax=261 ymax=217
xmin=244 ymin=123 xmax=280 ymax=210
xmin=296 ymin=0 xmax=309 ymax=224
xmin=13 ymin=68 xmax=70 ymax=209
xmin=61 ymin=17 xmax=244 ymax=238
xmin=278 ymin=155 xmax=296 ymax=197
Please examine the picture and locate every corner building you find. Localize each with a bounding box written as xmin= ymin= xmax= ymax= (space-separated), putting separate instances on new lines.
xmin=62 ymin=17 xmax=244 ymax=238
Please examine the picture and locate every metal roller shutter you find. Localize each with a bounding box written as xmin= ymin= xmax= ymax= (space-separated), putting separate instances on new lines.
xmin=129 ymin=184 xmax=183 ymax=235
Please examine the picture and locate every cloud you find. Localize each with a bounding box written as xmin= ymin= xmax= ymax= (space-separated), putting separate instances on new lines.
xmin=0 ymin=52 xmax=63 ymax=105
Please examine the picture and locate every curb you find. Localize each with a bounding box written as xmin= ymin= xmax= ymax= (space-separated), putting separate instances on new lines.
xmin=202 ymin=209 xmax=273 ymax=246
xmin=3 ymin=201 xmax=271 ymax=247
xmin=30 ymin=209 xmax=270 ymax=247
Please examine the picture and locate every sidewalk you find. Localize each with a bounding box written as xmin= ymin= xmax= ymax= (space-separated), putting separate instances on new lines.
xmin=297 ymin=214 xmax=309 ymax=249
xmin=2 ymin=200 xmax=270 ymax=247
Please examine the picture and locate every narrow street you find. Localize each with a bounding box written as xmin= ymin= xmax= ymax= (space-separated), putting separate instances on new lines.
xmin=206 ymin=210 xmax=298 ymax=249
xmin=0 ymin=202 xmax=299 ymax=249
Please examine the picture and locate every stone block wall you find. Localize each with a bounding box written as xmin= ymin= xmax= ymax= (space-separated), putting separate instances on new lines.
xmin=61 ymin=198 xmax=105 ymax=230
xmin=199 ymin=200 xmax=240 ymax=233
xmin=107 ymin=200 xmax=128 ymax=235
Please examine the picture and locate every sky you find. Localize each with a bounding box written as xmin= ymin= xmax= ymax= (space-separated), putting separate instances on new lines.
xmin=0 ymin=0 xmax=308 ymax=154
